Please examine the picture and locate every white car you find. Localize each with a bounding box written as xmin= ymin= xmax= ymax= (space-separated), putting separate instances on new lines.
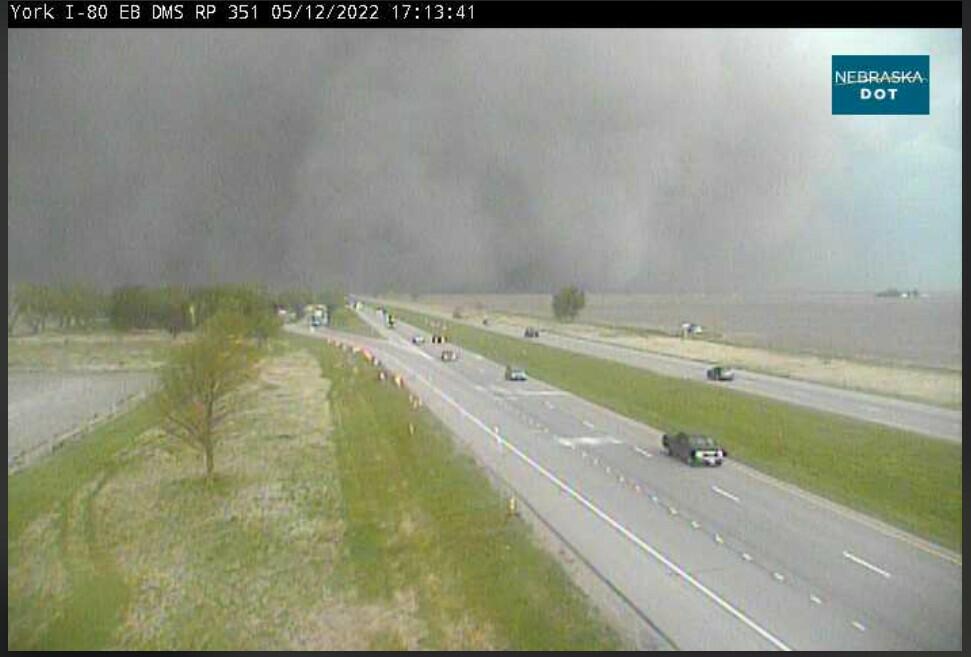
xmin=412 ymin=335 xmax=426 ymax=345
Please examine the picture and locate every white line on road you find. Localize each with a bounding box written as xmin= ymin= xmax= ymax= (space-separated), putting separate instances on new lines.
xmin=633 ymin=446 xmax=653 ymax=459
xmin=773 ymin=572 xmax=785 ymax=582
xmin=349 ymin=339 xmax=792 ymax=650
xmin=711 ymin=485 xmax=741 ymax=503
xmin=582 ymin=419 xmax=596 ymax=429
xmin=809 ymin=594 xmax=822 ymax=605
xmin=851 ymin=621 xmax=866 ymax=632
xmin=842 ymin=551 xmax=892 ymax=579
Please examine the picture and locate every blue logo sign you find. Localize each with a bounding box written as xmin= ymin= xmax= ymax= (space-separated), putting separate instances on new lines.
xmin=832 ymin=55 xmax=929 ymax=115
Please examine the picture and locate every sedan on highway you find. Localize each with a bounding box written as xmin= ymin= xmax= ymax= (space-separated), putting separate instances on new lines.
xmin=504 ymin=365 xmax=528 ymax=381
xmin=662 ymin=432 xmax=727 ymax=466
xmin=524 ymin=327 xmax=540 ymax=338
xmin=411 ymin=335 xmax=426 ymax=345
xmin=441 ymin=349 xmax=459 ymax=362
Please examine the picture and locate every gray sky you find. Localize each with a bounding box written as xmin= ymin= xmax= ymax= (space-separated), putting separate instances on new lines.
xmin=7 ymin=29 xmax=962 ymax=293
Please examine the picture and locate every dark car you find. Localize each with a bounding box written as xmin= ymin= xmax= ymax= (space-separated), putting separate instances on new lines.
xmin=504 ymin=365 xmax=528 ymax=381
xmin=524 ymin=327 xmax=540 ymax=338
xmin=662 ymin=432 xmax=727 ymax=466
xmin=441 ymin=349 xmax=459 ymax=362
xmin=706 ymin=365 xmax=735 ymax=381
xmin=431 ymin=334 xmax=448 ymax=344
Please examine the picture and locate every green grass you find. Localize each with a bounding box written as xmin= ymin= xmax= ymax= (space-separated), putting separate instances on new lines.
xmin=325 ymin=306 xmax=382 ymax=338
xmin=7 ymin=400 xmax=162 ymax=649
xmin=291 ymin=333 xmax=622 ymax=649
xmin=9 ymin=335 xmax=620 ymax=649
xmin=384 ymin=305 xmax=962 ymax=552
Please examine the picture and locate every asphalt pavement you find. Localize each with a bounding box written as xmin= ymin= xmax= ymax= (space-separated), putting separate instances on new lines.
xmin=289 ymin=311 xmax=961 ymax=651
xmin=364 ymin=299 xmax=961 ymax=442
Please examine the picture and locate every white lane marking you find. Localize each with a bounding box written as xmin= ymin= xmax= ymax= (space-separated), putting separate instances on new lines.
xmin=691 ymin=520 xmax=700 ymax=529
xmin=582 ymin=419 xmax=596 ymax=429
xmin=668 ymin=506 xmax=678 ymax=515
xmin=851 ymin=621 xmax=866 ymax=632
xmin=543 ymin=401 xmax=555 ymax=409
xmin=733 ymin=463 xmax=961 ymax=567
xmin=714 ymin=534 xmax=725 ymax=544
xmin=492 ymin=388 xmax=567 ymax=397
xmin=633 ymin=446 xmax=653 ymax=459
xmin=373 ymin=349 xmax=792 ymax=650
xmin=772 ymin=572 xmax=785 ymax=582
xmin=556 ymin=436 xmax=622 ymax=447
xmin=842 ymin=551 xmax=892 ymax=579
xmin=809 ymin=594 xmax=822 ymax=605
xmin=711 ymin=485 xmax=741 ymax=503
xmin=741 ymin=552 xmax=752 ymax=561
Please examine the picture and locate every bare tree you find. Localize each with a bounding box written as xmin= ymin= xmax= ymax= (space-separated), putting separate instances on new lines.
xmin=156 ymin=310 xmax=259 ymax=480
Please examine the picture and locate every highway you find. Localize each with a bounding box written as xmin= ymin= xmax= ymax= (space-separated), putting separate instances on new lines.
xmin=365 ymin=299 xmax=962 ymax=442
xmin=290 ymin=309 xmax=961 ymax=650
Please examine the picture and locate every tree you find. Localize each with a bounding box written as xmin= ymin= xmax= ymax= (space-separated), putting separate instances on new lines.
xmin=552 ymin=286 xmax=586 ymax=321
xmin=156 ymin=310 xmax=259 ymax=480
xmin=8 ymin=283 xmax=22 ymax=335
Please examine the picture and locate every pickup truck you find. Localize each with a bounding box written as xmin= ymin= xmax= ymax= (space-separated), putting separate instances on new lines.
xmin=706 ymin=365 xmax=735 ymax=381
xmin=505 ymin=365 xmax=528 ymax=381
xmin=662 ymin=432 xmax=727 ymax=466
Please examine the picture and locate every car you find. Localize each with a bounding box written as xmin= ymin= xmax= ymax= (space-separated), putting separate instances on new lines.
xmin=411 ymin=335 xmax=426 ymax=345
xmin=309 ymin=316 xmax=322 ymax=328
xmin=524 ymin=327 xmax=540 ymax=338
xmin=706 ymin=365 xmax=735 ymax=381
xmin=482 ymin=318 xmax=490 ymax=326
xmin=504 ymin=365 xmax=528 ymax=381
xmin=441 ymin=349 xmax=459 ymax=362
xmin=662 ymin=432 xmax=727 ymax=466
xmin=431 ymin=334 xmax=448 ymax=344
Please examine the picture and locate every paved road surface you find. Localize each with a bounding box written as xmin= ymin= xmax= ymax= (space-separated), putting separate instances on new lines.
xmin=7 ymin=371 xmax=155 ymax=466
xmin=290 ymin=311 xmax=961 ymax=650
xmin=364 ymin=298 xmax=961 ymax=442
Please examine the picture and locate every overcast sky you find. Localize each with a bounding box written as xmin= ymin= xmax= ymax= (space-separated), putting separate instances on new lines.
xmin=7 ymin=29 xmax=962 ymax=293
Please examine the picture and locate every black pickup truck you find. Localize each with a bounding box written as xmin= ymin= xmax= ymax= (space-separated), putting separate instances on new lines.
xmin=662 ymin=432 xmax=727 ymax=466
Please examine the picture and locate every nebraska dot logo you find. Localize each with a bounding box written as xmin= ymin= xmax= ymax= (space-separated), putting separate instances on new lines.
xmin=832 ymin=55 xmax=929 ymax=115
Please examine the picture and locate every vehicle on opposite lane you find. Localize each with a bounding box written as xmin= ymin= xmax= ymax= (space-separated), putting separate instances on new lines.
xmin=524 ymin=327 xmax=541 ymax=338
xmin=662 ymin=432 xmax=727 ymax=466
xmin=431 ymin=333 xmax=448 ymax=344
xmin=441 ymin=349 xmax=459 ymax=362
xmin=505 ymin=365 xmax=528 ymax=381
xmin=411 ymin=335 xmax=426 ymax=345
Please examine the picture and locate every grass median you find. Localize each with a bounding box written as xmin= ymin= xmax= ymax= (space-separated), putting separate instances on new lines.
xmin=9 ymin=334 xmax=620 ymax=649
xmin=326 ymin=306 xmax=382 ymax=338
xmin=385 ymin=305 xmax=962 ymax=552
xmin=292 ymin=333 xmax=622 ymax=649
